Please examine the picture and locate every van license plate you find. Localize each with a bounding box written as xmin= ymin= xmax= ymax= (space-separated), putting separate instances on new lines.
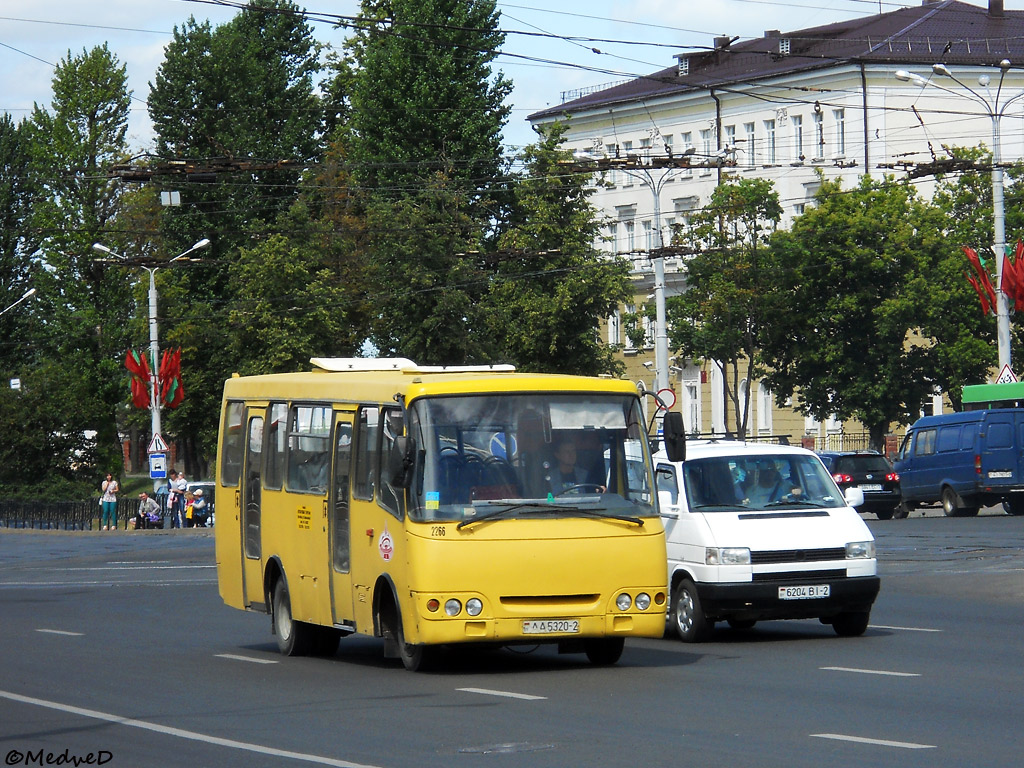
xmin=522 ymin=619 xmax=580 ymax=635
xmin=989 ymin=471 xmax=1013 ymax=479
xmin=779 ymin=585 xmax=830 ymax=600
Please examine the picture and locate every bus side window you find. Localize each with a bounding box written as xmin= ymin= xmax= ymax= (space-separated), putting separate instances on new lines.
xmin=221 ymin=401 xmax=245 ymax=487
xmin=264 ymin=402 xmax=288 ymax=490
xmin=353 ymin=406 xmax=379 ymax=500
xmin=288 ymin=405 xmax=331 ymax=494
xmin=333 ymin=422 xmax=352 ymax=573
xmin=377 ymin=407 xmax=405 ymax=519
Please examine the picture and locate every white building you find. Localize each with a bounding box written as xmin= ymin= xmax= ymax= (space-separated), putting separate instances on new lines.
xmin=528 ymin=0 xmax=1024 ymax=446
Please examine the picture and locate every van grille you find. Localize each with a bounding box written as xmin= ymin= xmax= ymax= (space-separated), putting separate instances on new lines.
xmin=750 ymin=547 xmax=846 ymax=564
xmin=752 ymin=568 xmax=846 ymax=583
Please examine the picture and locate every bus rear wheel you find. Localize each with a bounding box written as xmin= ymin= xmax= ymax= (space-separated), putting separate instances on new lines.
xmin=272 ymin=579 xmax=312 ymax=656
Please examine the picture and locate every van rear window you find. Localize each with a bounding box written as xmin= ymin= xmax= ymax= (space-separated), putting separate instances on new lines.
xmin=987 ymin=422 xmax=1013 ymax=449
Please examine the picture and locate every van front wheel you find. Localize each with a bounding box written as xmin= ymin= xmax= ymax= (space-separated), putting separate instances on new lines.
xmin=671 ymin=578 xmax=712 ymax=643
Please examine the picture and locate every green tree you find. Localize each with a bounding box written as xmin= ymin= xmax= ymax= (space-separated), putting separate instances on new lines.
xmin=23 ymin=44 xmax=132 ymax=486
xmin=0 ymin=115 xmax=35 ymax=378
xmin=146 ymin=0 xmax=324 ymax=475
xmin=762 ymin=176 xmax=948 ymax=451
xmin=489 ymin=123 xmax=630 ymax=375
xmin=344 ymin=0 xmax=511 ymax=200
xmin=666 ymin=177 xmax=782 ymax=437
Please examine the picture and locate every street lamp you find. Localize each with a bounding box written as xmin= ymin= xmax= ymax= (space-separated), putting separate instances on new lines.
xmin=574 ymin=145 xmax=705 ymax=399
xmin=92 ymin=239 xmax=210 ymax=491
xmin=895 ymin=61 xmax=1024 ymax=374
xmin=0 ymin=287 xmax=35 ymax=318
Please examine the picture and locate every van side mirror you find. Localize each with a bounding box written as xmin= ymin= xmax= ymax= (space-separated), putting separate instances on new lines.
xmin=662 ymin=411 xmax=686 ymax=462
xmin=387 ymin=436 xmax=415 ymax=488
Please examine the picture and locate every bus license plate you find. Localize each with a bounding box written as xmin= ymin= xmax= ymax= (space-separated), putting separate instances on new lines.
xmin=522 ymin=619 xmax=580 ymax=635
xmin=779 ymin=585 xmax=830 ymax=600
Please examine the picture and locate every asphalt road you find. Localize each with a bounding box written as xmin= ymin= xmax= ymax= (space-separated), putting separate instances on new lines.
xmin=1 ymin=511 xmax=1021 ymax=768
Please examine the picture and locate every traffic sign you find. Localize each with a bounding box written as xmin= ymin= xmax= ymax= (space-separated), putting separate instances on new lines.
xmin=997 ymin=364 xmax=1018 ymax=384
xmin=148 ymin=433 xmax=169 ymax=453
xmin=657 ymin=388 xmax=677 ymax=411
xmin=149 ymin=453 xmax=167 ymax=479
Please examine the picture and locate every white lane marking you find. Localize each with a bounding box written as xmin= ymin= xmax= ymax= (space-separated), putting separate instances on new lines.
xmin=65 ymin=565 xmax=216 ymax=571
xmin=0 ymin=689 xmax=382 ymax=768
xmin=813 ymin=733 xmax=936 ymax=750
xmin=870 ymin=624 xmax=943 ymax=633
xmin=215 ymin=653 xmax=279 ymax=665
xmin=36 ymin=629 xmax=84 ymax=636
xmin=0 ymin=580 xmax=217 ymax=588
xmin=457 ymin=687 xmax=547 ymax=701
xmin=821 ymin=666 xmax=921 ymax=678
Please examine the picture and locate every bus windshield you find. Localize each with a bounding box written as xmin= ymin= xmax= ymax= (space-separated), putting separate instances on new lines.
xmin=406 ymin=393 xmax=656 ymax=522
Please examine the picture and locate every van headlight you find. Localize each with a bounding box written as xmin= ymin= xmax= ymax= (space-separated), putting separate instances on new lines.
xmin=846 ymin=540 xmax=875 ymax=559
xmin=706 ymin=547 xmax=750 ymax=565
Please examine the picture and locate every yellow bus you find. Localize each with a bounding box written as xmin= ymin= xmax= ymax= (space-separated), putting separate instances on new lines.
xmin=214 ymin=358 xmax=667 ymax=670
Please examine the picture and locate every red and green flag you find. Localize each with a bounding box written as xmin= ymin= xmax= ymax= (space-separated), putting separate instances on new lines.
xmin=159 ymin=347 xmax=185 ymax=409
xmin=124 ymin=349 xmax=151 ymax=409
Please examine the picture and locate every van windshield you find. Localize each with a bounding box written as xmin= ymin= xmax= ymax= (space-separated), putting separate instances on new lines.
xmin=683 ymin=453 xmax=844 ymax=512
xmin=405 ymin=393 xmax=656 ymax=523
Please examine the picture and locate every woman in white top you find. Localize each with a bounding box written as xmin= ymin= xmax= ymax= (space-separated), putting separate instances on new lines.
xmin=100 ymin=473 xmax=119 ymax=530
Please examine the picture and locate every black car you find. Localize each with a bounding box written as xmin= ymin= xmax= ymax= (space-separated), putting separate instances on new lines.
xmin=818 ymin=451 xmax=903 ymax=520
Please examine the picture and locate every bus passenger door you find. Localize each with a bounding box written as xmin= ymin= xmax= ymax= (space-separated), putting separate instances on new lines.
xmin=241 ymin=410 xmax=266 ymax=609
xmin=329 ymin=413 xmax=355 ymax=626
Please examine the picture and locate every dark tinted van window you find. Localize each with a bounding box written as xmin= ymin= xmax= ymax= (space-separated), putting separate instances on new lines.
xmin=937 ymin=426 xmax=961 ymax=453
xmin=961 ymin=424 xmax=978 ymax=450
xmin=988 ymin=422 xmax=1013 ymax=449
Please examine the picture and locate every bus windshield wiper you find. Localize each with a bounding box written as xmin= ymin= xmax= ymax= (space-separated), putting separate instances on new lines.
xmin=456 ymin=502 xmax=643 ymax=530
xmin=456 ymin=502 xmax=558 ymax=529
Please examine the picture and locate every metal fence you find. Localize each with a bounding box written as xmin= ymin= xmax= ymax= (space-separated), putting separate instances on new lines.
xmin=0 ymin=498 xmax=154 ymax=531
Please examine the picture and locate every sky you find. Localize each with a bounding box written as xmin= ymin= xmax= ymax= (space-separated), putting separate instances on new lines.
xmin=1 ymin=0 xmax=1022 ymax=155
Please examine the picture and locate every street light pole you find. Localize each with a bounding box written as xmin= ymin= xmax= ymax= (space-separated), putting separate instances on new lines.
xmin=92 ymin=239 xmax=210 ymax=491
xmin=896 ymin=61 xmax=1024 ymax=374
xmin=0 ymin=287 xmax=36 ymax=318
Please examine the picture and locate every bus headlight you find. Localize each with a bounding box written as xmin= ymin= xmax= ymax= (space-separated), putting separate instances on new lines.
xmin=635 ymin=592 xmax=652 ymax=611
xmin=616 ymin=593 xmax=632 ymax=611
xmin=846 ymin=540 xmax=875 ymax=559
xmin=466 ymin=598 xmax=483 ymax=616
xmin=706 ymin=547 xmax=751 ymax=565
xmin=444 ymin=599 xmax=462 ymax=616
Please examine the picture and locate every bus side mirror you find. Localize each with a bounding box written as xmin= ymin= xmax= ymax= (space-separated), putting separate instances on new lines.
xmin=387 ymin=436 xmax=415 ymax=488
xmin=662 ymin=411 xmax=686 ymax=462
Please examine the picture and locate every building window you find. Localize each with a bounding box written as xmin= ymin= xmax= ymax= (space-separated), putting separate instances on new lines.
xmin=764 ymin=119 xmax=776 ymax=164
xmin=625 ymin=220 xmax=635 ymax=252
xmin=643 ymin=220 xmax=654 ymax=252
xmin=608 ymin=310 xmax=621 ymax=346
xmin=832 ymin=109 xmax=846 ymax=156
xmin=757 ymin=381 xmax=773 ymax=434
xmin=792 ymin=114 xmax=804 ymax=162
xmin=607 ymin=222 xmax=618 ymax=252
xmin=812 ymin=111 xmax=824 ymax=159
xmin=622 ymin=141 xmax=633 ymax=186
xmin=606 ymin=144 xmax=618 ymax=186
xmin=681 ymin=131 xmax=693 ymax=177
xmin=724 ymin=124 xmax=736 ymax=151
xmin=699 ymin=128 xmax=713 ymax=175
xmin=744 ymin=122 xmax=755 ymax=166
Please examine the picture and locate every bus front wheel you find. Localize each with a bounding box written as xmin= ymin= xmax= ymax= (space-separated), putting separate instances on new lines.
xmin=272 ymin=579 xmax=312 ymax=656
xmin=584 ymin=637 xmax=624 ymax=665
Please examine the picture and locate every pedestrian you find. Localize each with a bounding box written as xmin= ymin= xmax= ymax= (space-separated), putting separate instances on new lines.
xmin=134 ymin=492 xmax=162 ymax=530
xmin=174 ymin=469 xmax=188 ymax=529
xmin=100 ymin=472 xmax=119 ymax=530
xmin=166 ymin=470 xmax=180 ymax=528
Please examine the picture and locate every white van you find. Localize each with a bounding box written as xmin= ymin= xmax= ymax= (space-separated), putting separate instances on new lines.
xmin=653 ymin=434 xmax=880 ymax=642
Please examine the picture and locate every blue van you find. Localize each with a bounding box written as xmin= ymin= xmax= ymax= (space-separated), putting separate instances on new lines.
xmin=894 ymin=409 xmax=1024 ymax=517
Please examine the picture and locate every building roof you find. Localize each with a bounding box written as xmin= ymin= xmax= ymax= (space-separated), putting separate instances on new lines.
xmin=529 ymin=1 xmax=1024 ymax=121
